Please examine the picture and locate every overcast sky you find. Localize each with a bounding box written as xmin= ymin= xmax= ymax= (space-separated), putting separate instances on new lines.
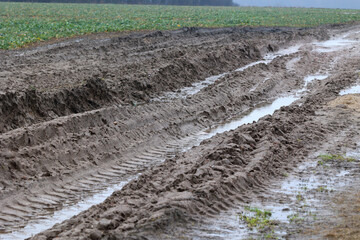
xmin=234 ymin=0 xmax=360 ymax=9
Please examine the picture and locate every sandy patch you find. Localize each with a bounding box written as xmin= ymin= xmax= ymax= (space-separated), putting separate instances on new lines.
xmin=329 ymin=94 xmax=360 ymax=112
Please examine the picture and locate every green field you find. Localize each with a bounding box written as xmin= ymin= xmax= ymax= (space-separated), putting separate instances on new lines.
xmin=1 ymin=2 xmax=360 ymax=50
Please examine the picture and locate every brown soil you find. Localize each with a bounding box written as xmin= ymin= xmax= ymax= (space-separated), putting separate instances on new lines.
xmin=30 ymin=72 xmax=359 ymax=240
xmin=0 ymin=26 xmax=328 ymax=134
xmin=324 ymin=192 xmax=360 ymax=240
xmin=329 ymin=94 xmax=360 ymax=112
xmin=1 ymin=23 xmax=360 ymax=239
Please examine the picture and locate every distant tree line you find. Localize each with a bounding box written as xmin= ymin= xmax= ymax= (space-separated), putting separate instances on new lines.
xmin=0 ymin=0 xmax=236 ymax=6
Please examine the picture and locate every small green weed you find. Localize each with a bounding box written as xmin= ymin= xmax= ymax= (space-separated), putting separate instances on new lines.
xmin=318 ymin=154 xmax=356 ymax=163
xmin=296 ymin=193 xmax=305 ymax=202
xmin=240 ymin=207 xmax=272 ymax=229
xmin=287 ymin=213 xmax=304 ymax=223
xmin=239 ymin=206 xmax=278 ymax=239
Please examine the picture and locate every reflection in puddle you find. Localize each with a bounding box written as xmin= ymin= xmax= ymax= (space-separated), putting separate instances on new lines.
xmin=153 ymin=73 xmax=227 ymax=101
xmin=155 ymin=45 xmax=301 ymax=101
xmin=0 ymin=178 xmax=135 ymax=240
xmin=297 ymin=74 xmax=329 ymax=93
xmin=185 ymin=203 xmax=295 ymax=239
xmin=303 ymin=75 xmax=328 ymax=87
xmin=236 ymin=45 xmax=301 ymax=72
xmin=339 ymin=84 xmax=360 ymax=95
xmin=2 ymin=93 xmax=300 ymax=240
xmin=314 ymin=38 xmax=357 ymax=53
xmin=185 ymin=146 xmax=360 ymax=240
xmin=188 ymin=212 xmax=249 ymax=240
xmin=202 ymin=96 xmax=298 ymax=139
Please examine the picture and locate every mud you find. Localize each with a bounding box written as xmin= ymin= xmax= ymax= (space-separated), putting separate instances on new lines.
xmin=31 ymin=69 xmax=359 ymax=240
xmin=329 ymin=94 xmax=360 ymax=112
xmin=26 ymin=25 xmax=360 ymax=239
xmin=0 ymin=27 xmax=329 ymax=133
xmin=1 ymin=23 xmax=360 ymax=239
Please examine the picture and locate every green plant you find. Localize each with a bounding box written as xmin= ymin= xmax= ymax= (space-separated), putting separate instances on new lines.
xmin=264 ymin=230 xmax=279 ymax=239
xmin=239 ymin=206 xmax=274 ymax=229
xmin=1 ymin=2 xmax=360 ymax=49
xmin=315 ymin=185 xmax=333 ymax=193
xmin=296 ymin=193 xmax=305 ymax=202
xmin=318 ymin=154 xmax=356 ymax=163
xmin=288 ymin=213 xmax=304 ymax=223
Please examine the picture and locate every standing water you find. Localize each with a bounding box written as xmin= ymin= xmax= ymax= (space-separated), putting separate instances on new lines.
xmin=1 ymin=93 xmax=300 ymax=240
xmin=339 ymin=84 xmax=360 ymax=95
xmin=6 ymin=30 xmax=360 ymax=239
xmin=0 ymin=178 xmax=135 ymax=240
xmin=155 ymin=45 xmax=301 ymax=101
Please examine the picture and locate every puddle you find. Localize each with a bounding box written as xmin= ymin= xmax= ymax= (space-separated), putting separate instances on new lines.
xmin=297 ymin=74 xmax=329 ymax=93
xmin=202 ymin=96 xmax=298 ymax=139
xmin=303 ymin=75 xmax=328 ymax=87
xmin=1 ymin=92 xmax=301 ymax=239
xmin=286 ymin=56 xmax=302 ymax=71
xmin=235 ymin=60 xmax=270 ymax=72
xmin=154 ymin=45 xmax=301 ymax=101
xmin=339 ymin=84 xmax=360 ymax=95
xmin=153 ymin=73 xmax=227 ymax=101
xmin=314 ymin=38 xmax=357 ymax=53
xmin=182 ymin=146 xmax=360 ymax=240
xmin=249 ymin=77 xmax=270 ymax=92
xmin=0 ymin=177 xmax=135 ymax=240
xmin=235 ymin=45 xmax=301 ymax=72
xmin=183 ymin=204 xmax=295 ymax=240
xmin=187 ymin=212 xmax=249 ymax=240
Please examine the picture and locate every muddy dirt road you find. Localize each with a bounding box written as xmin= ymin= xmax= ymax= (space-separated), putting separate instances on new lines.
xmin=0 ymin=24 xmax=360 ymax=239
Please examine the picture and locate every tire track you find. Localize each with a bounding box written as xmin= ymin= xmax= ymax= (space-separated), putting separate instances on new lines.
xmin=1 ymin=27 xmax=356 ymax=238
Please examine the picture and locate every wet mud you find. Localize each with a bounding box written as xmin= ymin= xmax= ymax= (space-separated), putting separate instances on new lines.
xmin=31 ymin=71 xmax=360 ymax=239
xmin=1 ymin=24 xmax=360 ymax=239
xmin=0 ymin=27 xmax=328 ymax=133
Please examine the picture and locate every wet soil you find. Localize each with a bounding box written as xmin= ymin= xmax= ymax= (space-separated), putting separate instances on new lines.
xmin=1 ymin=24 xmax=360 ymax=239
xmin=31 ymin=73 xmax=360 ymax=240
xmin=0 ymin=26 xmax=328 ymax=134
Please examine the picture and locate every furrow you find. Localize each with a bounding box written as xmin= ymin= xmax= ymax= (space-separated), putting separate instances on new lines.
xmin=90 ymin=174 xmax=114 ymax=181
xmin=96 ymin=171 xmax=122 ymax=178
xmin=26 ymin=196 xmax=59 ymax=206
xmin=0 ymin=209 xmax=29 ymax=220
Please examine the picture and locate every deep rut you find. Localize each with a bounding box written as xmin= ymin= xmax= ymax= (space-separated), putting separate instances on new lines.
xmin=0 ymin=48 xmax=303 ymax=234
xmin=1 ymin=24 xmax=359 ymax=239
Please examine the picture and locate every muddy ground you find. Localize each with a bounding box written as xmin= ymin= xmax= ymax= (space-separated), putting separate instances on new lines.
xmin=0 ymin=23 xmax=360 ymax=239
xmin=0 ymin=26 xmax=329 ymax=134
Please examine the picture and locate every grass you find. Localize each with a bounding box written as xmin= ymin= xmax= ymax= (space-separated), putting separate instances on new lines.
xmin=296 ymin=193 xmax=305 ymax=202
xmin=240 ymin=206 xmax=272 ymax=228
xmin=317 ymin=154 xmax=357 ymax=165
xmin=1 ymin=2 xmax=360 ymax=49
xmin=316 ymin=186 xmax=330 ymax=193
xmin=239 ymin=206 xmax=278 ymax=239
xmin=287 ymin=213 xmax=304 ymax=223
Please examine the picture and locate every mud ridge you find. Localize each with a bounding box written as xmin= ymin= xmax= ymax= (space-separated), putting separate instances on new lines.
xmin=1 ymin=24 xmax=359 ymax=236
xmin=30 ymin=65 xmax=358 ymax=239
xmin=0 ymin=27 xmax=329 ymax=133
xmin=0 ymin=78 xmax=114 ymax=134
xmin=2 ymin=24 xmax=360 ymax=238
xmin=0 ymin=47 xmax=312 ymax=232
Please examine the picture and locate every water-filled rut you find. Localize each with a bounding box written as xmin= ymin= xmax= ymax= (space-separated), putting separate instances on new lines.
xmin=0 ymin=44 xmax=305 ymax=240
xmin=1 ymin=24 xmax=360 ymax=239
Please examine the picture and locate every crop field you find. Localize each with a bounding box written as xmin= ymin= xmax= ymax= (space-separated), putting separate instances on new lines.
xmin=1 ymin=2 xmax=360 ymax=49
xmin=1 ymin=0 xmax=360 ymax=238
